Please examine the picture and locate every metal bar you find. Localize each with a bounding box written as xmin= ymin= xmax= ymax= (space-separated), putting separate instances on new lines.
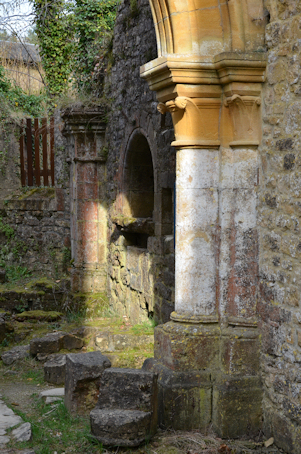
xmin=19 ymin=120 xmax=26 ymax=186
xmin=50 ymin=117 xmax=55 ymax=186
xmin=26 ymin=118 xmax=33 ymax=186
xmin=42 ymin=117 xmax=48 ymax=186
xmin=34 ymin=118 xmax=40 ymax=186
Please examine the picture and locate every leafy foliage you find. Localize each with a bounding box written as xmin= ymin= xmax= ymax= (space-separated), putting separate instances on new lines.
xmin=73 ymin=0 xmax=119 ymax=93
xmin=30 ymin=0 xmax=120 ymax=97
xmin=31 ymin=0 xmax=74 ymax=97
xmin=0 ymin=65 xmax=45 ymax=117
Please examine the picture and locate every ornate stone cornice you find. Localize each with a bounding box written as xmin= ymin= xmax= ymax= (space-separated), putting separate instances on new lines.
xmin=141 ymin=53 xmax=266 ymax=101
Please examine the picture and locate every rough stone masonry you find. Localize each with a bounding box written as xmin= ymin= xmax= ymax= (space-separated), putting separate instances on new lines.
xmin=60 ymin=0 xmax=301 ymax=453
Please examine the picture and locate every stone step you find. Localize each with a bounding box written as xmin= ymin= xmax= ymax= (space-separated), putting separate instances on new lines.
xmin=90 ymin=408 xmax=152 ymax=447
xmin=96 ymin=368 xmax=157 ymax=413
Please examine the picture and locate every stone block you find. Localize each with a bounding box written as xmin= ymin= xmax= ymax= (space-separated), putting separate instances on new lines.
xmin=44 ymin=354 xmax=66 ymax=384
xmin=30 ymin=332 xmax=67 ymax=356
xmin=1 ymin=345 xmax=30 ymax=365
xmin=212 ymin=376 xmax=263 ymax=438
xmin=96 ymin=368 xmax=158 ymax=415
xmin=65 ymin=352 xmax=111 ymax=414
xmin=220 ymin=333 xmax=260 ymax=376
xmin=63 ymin=334 xmax=84 ymax=350
xmin=154 ymin=322 xmax=220 ymax=371
xmin=154 ymin=363 xmax=212 ymax=430
xmin=90 ymin=409 xmax=152 ymax=447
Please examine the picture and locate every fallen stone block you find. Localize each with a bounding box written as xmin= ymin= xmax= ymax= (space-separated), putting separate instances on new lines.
xmin=96 ymin=368 xmax=158 ymax=413
xmin=90 ymin=409 xmax=152 ymax=447
xmin=1 ymin=345 xmax=30 ymax=365
xmin=30 ymin=332 xmax=67 ymax=356
xmin=63 ymin=334 xmax=84 ymax=350
xmin=65 ymin=352 xmax=111 ymax=415
xmin=44 ymin=354 xmax=66 ymax=384
xmin=12 ymin=422 xmax=32 ymax=442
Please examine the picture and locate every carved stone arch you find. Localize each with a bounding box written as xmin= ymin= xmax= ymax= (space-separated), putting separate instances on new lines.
xmin=148 ymin=0 xmax=266 ymax=58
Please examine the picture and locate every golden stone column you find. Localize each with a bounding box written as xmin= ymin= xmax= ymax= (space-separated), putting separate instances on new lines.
xmin=141 ymin=0 xmax=267 ymax=437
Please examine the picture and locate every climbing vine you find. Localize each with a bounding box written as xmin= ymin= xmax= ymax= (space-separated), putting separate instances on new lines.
xmin=30 ymin=0 xmax=74 ymax=97
xmin=73 ymin=0 xmax=119 ymax=93
xmin=30 ymin=0 xmax=120 ymax=97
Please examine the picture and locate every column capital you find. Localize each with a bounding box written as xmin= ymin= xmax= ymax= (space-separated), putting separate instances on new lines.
xmin=158 ymin=96 xmax=221 ymax=148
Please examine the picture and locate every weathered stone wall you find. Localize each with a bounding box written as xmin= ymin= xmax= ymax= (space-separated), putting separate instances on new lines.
xmin=0 ymin=113 xmax=70 ymax=279
xmin=260 ymin=1 xmax=301 ymax=451
xmin=104 ymin=0 xmax=175 ymax=324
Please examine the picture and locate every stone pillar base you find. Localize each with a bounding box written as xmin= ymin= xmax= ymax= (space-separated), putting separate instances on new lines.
xmin=147 ymin=321 xmax=262 ymax=437
xmin=71 ymin=265 xmax=107 ymax=293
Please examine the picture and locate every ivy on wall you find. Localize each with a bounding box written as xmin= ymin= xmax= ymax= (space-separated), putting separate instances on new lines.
xmin=30 ymin=0 xmax=74 ymax=97
xmin=73 ymin=0 xmax=119 ymax=93
xmin=30 ymin=0 xmax=120 ymax=97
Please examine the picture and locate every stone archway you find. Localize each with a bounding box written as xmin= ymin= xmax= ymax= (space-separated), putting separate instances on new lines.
xmin=140 ymin=0 xmax=267 ymax=438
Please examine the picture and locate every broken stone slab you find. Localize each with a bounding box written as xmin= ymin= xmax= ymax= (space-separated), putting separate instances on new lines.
xmin=12 ymin=422 xmax=32 ymax=442
xmin=39 ymin=388 xmax=65 ymax=400
xmin=44 ymin=354 xmax=66 ymax=384
xmin=30 ymin=332 xmax=67 ymax=356
xmin=1 ymin=345 xmax=30 ymax=365
xmin=90 ymin=408 xmax=152 ymax=447
xmin=65 ymin=352 xmax=111 ymax=415
xmin=96 ymin=368 xmax=158 ymax=414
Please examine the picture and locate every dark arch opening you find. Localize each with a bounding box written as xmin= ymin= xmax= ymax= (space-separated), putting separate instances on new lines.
xmin=124 ymin=132 xmax=154 ymax=219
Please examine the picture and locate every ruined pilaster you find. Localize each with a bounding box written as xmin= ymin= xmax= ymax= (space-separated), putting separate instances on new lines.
xmin=62 ymin=108 xmax=107 ymax=294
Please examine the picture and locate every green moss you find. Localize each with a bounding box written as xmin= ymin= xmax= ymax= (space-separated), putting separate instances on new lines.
xmin=16 ymin=187 xmax=55 ymax=200
xmin=71 ymin=292 xmax=110 ymax=318
xmin=15 ymin=310 xmax=63 ymax=321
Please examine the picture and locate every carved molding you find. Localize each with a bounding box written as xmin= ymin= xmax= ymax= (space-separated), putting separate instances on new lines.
xmin=158 ymin=96 xmax=221 ymax=148
xmin=224 ymin=94 xmax=262 ymax=146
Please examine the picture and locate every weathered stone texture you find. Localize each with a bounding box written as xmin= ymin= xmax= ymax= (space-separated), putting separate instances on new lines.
xmin=65 ymin=352 xmax=111 ymax=414
xmin=105 ymin=0 xmax=175 ymax=324
xmin=260 ymin=1 xmax=301 ymax=451
xmin=0 ymin=112 xmax=70 ymax=278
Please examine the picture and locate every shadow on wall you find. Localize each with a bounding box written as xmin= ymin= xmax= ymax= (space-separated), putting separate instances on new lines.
xmin=109 ymin=130 xmax=175 ymax=325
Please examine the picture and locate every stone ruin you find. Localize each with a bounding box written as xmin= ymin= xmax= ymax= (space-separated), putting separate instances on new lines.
xmin=2 ymin=0 xmax=301 ymax=452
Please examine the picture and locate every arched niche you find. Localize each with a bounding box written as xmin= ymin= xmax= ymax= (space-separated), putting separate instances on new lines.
xmin=123 ymin=132 xmax=154 ymax=220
